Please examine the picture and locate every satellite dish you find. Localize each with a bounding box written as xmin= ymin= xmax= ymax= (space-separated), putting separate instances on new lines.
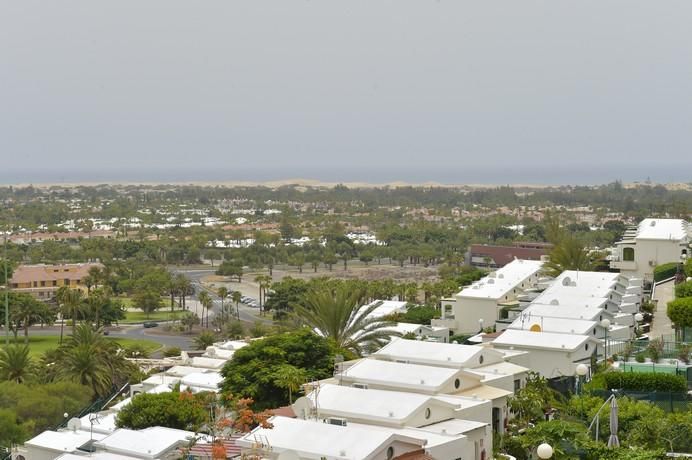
xmin=277 ymin=450 xmax=300 ymax=460
xmin=67 ymin=417 xmax=82 ymax=432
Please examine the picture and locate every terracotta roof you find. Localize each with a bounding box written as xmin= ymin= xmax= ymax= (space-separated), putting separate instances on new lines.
xmin=10 ymin=263 xmax=104 ymax=285
xmin=269 ymin=405 xmax=296 ymax=418
xmin=183 ymin=436 xmax=242 ymax=458
xmin=470 ymin=244 xmax=549 ymax=267
xmin=393 ymin=449 xmax=434 ymax=460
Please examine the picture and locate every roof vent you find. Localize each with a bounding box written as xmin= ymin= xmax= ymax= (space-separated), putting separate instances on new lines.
xmin=420 ymin=379 xmax=425 ymax=385
xmin=487 ymin=279 xmax=495 ymax=284
xmin=447 ymin=357 xmax=452 ymax=361
xmin=498 ymin=274 xmax=505 ymax=279
xmin=650 ymin=220 xmax=656 ymax=227
xmin=561 ymin=344 xmax=565 ymax=348
xmin=340 ymin=450 xmax=347 ymax=457
xmin=550 ymin=299 xmax=559 ymax=305
xmin=388 ymin=411 xmax=394 ymax=417
xmin=562 ymin=277 xmax=572 ymax=286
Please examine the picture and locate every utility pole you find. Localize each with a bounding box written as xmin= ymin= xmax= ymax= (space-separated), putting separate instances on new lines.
xmin=3 ymin=230 xmax=8 ymax=346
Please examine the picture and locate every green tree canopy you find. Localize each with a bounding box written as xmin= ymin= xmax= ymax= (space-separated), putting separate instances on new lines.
xmin=115 ymin=390 xmax=209 ymax=431
xmin=668 ymin=297 xmax=692 ymax=329
xmin=220 ymin=329 xmax=335 ymax=410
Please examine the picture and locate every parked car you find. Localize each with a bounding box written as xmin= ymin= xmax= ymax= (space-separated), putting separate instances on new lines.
xmin=143 ymin=321 xmax=159 ymax=328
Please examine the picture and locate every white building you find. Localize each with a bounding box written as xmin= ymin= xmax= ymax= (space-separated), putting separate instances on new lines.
xmin=491 ymin=329 xmax=601 ymax=378
xmin=611 ymin=218 xmax=691 ymax=281
xmin=433 ymin=259 xmax=544 ymax=333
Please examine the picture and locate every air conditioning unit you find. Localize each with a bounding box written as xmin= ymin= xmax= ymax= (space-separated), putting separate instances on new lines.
xmin=352 ymin=383 xmax=369 ymax=390
xmin=326 ymin=417 xmax=348 ymax=427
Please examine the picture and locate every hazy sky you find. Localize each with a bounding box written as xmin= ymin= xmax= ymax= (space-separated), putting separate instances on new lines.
xmin=1 ymin=1 xmax=691 ymax=184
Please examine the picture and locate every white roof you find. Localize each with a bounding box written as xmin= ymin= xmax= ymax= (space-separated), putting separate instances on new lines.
xmin=373 ymin=338 xmax=503 ymax=368
xmin=216 ymin=340 xmax=249 ymax=350
xmin=346 ymin=421 xmax=470 ymax=450
xmin=26 ymin=429 xmax=106 ymax=452
xmin=94 ymin=427 xmax=198 ymax=458
xmin=492 ymin=329 xmax=594 ymax=351
xmin=365 ymin=300 xmax=409 ymax=318
xmin=238 ymin=416 xmax=424 ymax=460
xmin=341 ymin=359 xmax=460 ymax=392
xmin=467 ymin=361 xmax=529 ymax=381
xmin=79 ymin=411 xmax=118 ymax=434
xmin=56 ymin=454 xmax=141 ymax=460
xmin=635 ymin=218 xmax=690 ymax=241
xmin=522 ymin=303 xmax=611 ymax=321
xmin=538 ymin=271 xmax=620 ymax=300
xmin=530 ymin=296 xmax=609 ymax=310
xmin=180 ymin=371 xmax=223 ymax=390
xmin=203 ymin=347 xmax=235 ymax=359
xmin=142 ymin=374 xmax=181 ymax=387
xmin=419 ymin=418 xmax=488 ymax=435
xmin=111 ymin=397 xmax=131 ymax=411
xmin=508 ymin=315 xmax=598 ymax=335
xmin=304 ymin=384 xmax=457 ymax=423
xmin=188 ymin=356 xmax=227 ymax=369
xmin=459 ymin=259 xmax=543 ymax=300
xmin=166 ymin=365 xmax=212 ymax=377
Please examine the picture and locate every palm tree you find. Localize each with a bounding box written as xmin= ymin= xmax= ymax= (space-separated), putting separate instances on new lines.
xmin=217 ymin=287 xmax=229 ymax=324
xmin=194 ymin=330 xmax=217 ymax=350
xmin=85 ymin=288 xmax=108 ymax=328
xmin=293 ymin=285 xmax=401 ymax=355
xmin=56 ymin=324 xmax=127 ymax=397
xmin=232 ymin=290 xmax=242 ymax=321
xmin=10 ymin=293 xmax=50 ymax=344
xmin=198 ymin=291 xmax=212 ymax=328
xmin=543 ymin=234 xmax=594 ymax=278
xmin=175 ymin=274 xmax=192 ymax=310
xmin=61 ymin=288 xmax=84 ymax=335
xmin=254 ymin=275 xmax=271 ymax=315
xmin=273 ymin=364 xmax=307 ymax=404
xmin=0 ymin=345 xmax=32 ymax=383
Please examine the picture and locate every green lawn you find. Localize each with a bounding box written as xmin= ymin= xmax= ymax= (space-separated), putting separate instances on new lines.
xmin=0 ymin=335 xmax=161 ymax=358
xmin=121 ymin=309 xmax=183 ymax=324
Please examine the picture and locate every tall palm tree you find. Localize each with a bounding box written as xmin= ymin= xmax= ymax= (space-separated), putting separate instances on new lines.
xmin=232 ymin=290 xmax=242 ymax=321
xmin=543 ymin=234 xmax=594 ymax=278
xmin=61 ymin=288 xmax=85 ymax=335
xmin=254 ymin=275 xmax=271 ymax=315
xmin=293 ymin=285 xmax=401 ymax=355
xmin=56 ymin=324 xmax=127 ymax=397
xmin=10 ymin=293 xmax=50 ymax=344
xmin=0 ymin=345 xmax=32 ymax=383
xmin=198 ymin=291 xmax=212 ymax=328
xmin=217 ymin=287 xmax=229 ymax=324
xmin=175 ymin=274 xmax=192 ymax=310
xmin=85 ymin=288 xmax=109 ymax=328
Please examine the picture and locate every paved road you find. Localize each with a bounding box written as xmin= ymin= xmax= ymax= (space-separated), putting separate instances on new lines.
xmin=650 ymin=279 xmax=674 ymax=340
xmin=170 ymin=267 xmax=273 ymax=325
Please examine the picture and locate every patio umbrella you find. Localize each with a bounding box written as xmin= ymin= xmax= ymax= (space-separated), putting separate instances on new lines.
xmin=607 ymin=397 xmax=620 ymax=448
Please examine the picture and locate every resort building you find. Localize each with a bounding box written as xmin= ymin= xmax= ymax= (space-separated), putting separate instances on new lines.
xmin=9 ymin=263 xmax=104 ymax=300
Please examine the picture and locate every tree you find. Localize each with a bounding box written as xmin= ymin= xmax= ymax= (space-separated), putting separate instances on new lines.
xmin=543 ymin=233 xmax=593 ymax=278
xmin=175 ymin=274 xmax=193 ymax=310
xmin=217 ymin=286 xmax=229 ymax=324
xmin=293 ymin=285 xmax=400 ymax=355
xmin=323 ymin=251 xmax=337 ymax=271
xmin=668 ymin=297 xmax=692 ymax=330
xmin=55 ymin=286 xmax=83 ymax=342
xmin=132 ymin=289 xmax=163 ymax=319
xmin=273 ymin=364 xmax=307 ymax=404
xmin=9 ymin=293 xmax=52 ymax=344
xmin=180 ymin=311 xmax=198 ymax=333
xmin=198 ymin=291 xmax=212 ymax=328
xmin=216 ymin=261 xmax=243 ymax=282
xmin=674 ymin=280 xmax=692 ymax=298
xmin=0 ymin=345 xmax=32 ymax=383
xmin=115 ymin=391 xmax=209 ymax=431
xmin=232 ymin=290 xmax=242 ymax=321
xmin=220 ymin=329 xmax=335 ymax=410
xmin=194 ymin=330 xmax=217 ymax=350
xmin=0 ymin=408 xmax=27 ymax=447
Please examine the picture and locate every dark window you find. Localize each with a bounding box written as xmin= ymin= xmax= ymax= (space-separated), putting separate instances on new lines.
xmin=454 ymin=378 xmax=461 ymax=389
xmin=623 ymin=247 xmax=635 ymax=261
xmin=514 ymin=379 xmax=521 ymax=392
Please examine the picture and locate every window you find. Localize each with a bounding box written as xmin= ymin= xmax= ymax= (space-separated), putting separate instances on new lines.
xmin=585 ymin=343 xmax=589 ymax=351
xmin=514 ymin=379 xmax=521 ymax=392
xmin=40 ymin=281 xmax=46 ymax=287
xmin=386 ymin=447 xmax=395 ymax=460
xmin=52 ymin=280 xmax=57 ymax=286
xmin=424 ymin=407 xmax=431 ymax=419
xmin=479 ymin=355 xmax=484 ymax=364
xmin=623 ymin=247 xmax=635 ymax=261
xmin=454 ymin=378 xmax=461 ymax=389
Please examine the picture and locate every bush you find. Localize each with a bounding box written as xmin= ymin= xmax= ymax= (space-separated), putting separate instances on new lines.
xmin=635 ymin=352 xmax=646 ymax=363
xmin=667 ymin=297 xmax=692 ymax=329
xmin=163 ymin=346 xmax=181 ymax=358
xmin=603 ymin=372 xmax=687 ymax=392
xmin=449 ymin=333 xmax=471 ymax=344
xmin=675 ymin=280 xmax=692 ymax=298
xmin=115 ymin=391 xmax=209 ymax=431
xmin=654 ymin=262 xmax=679 ymax=282
xmin=647 ymin=338 xmax=664 ymax=363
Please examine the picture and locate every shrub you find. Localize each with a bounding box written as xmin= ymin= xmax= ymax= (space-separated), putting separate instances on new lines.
xmin=163 ymin=346 xmax=181 ymax=358
xmin=449 ymin=334 xmax=471 ymax=344
xmin=678 ymin=344 xmax=691 ymax=365
xmin=675 ymin=280 xmax=692 ymax=298
xmin=667 ymin=297 xmax=692 ymax=329
xmin=654 ymin=262 xmax=679 ymax=282
xmin=603 ymin=372 xmax=686 ymax=392
xmin=647 ymin=338 xmax=664 ymax=363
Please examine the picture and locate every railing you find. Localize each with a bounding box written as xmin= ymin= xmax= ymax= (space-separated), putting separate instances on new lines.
xmin=589 ymin=389 xmax=690 ymax=413
xmin=56 ymin=383 xmax=129 ymax=430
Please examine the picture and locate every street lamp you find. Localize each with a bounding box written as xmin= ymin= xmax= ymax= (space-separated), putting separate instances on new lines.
xmin=478 ymin=318 xmax=484 ymax=333
xmin=576 ymin=363 xmax=588 ymax=394
xmin=601 ymin=318 xmax=611 ymax=360
xmin=537 ymin=443 xmax=553 ymax=459
xmin=633 ymin=312 xmax=643 ymax=337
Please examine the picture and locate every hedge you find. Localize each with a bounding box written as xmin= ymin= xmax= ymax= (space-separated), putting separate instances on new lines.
xmin=603 ymin=372 xmax=687 ymax=392
xmin=653 ymin=262 xmax=679 ymax=283
xmin=668 ymin=297 xmax=692 ymax=329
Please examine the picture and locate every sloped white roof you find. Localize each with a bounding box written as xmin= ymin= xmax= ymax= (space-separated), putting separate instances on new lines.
xmin=79 ymin=411 xmax=118 ymax=434
xmin=419 ymin=418 xmax=488 ymax=435
xmin=216 ymin=340 xmax=249 ymax=351
xmin=341 ymin=359 xmax=460 ymax=392
xmin=365 ymin=300 xmax=409 ymax=319
xmin=180 ymin=371 xmax=223 ymax=390
xmin=373 ymin=338 xmax=503 ymax=368
xmin=188 ymin=356 xmax=227 ymax=369
xmin=94 ymin=427 xmax=198 ymax=458
xmin=538 ymin=271 xmax=620 ymax=300
xmin=26 ymin=429 xmax=106 ymax=452
xmin=508 ymin=315 xmax=598 ymax=335
xmin=466 ymin=361 xmax=529 ymax=381
xmin=459 ymin=259 xmax=543 ymax=300
xmin=522 ymin=303 xmax=611 ymax=321
xmin=165 ymin=365 xmax=209 ymax=377
xmin=237 ymin=416 xmax=425 ymax=460
xmin=492 ymin=329 xmax=594 ymax=351
xmin=142 ymin=374 xmax=181 ymax=387
xmin=635 ymin=218 xmax=690 ymax=241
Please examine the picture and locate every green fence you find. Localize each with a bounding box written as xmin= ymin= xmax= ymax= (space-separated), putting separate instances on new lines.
xmin=589 ymin=389 xmax=690 ymax=412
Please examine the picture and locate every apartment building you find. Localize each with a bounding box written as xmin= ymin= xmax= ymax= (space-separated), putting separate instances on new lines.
xmin=9 ymin=263 xmax=103 ymax=300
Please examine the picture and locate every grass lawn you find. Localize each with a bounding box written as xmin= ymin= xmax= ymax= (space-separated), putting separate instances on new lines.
xmin=0 ymin=335 xmax=161 ymax=358
xmin=121 ymin=308 xmax=183 ymax=324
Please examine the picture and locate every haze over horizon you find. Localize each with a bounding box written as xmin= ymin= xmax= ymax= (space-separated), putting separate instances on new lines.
xmin=2 ymin=1 xmax=691 ymax=185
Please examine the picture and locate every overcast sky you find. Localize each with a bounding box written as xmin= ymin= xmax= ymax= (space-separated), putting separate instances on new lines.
xmin=1 ymin=1 xmax=691 ymax=184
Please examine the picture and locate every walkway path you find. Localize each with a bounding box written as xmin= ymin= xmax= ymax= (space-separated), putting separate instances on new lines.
xmin=650 ymin=279 xmax=674 ymax=340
